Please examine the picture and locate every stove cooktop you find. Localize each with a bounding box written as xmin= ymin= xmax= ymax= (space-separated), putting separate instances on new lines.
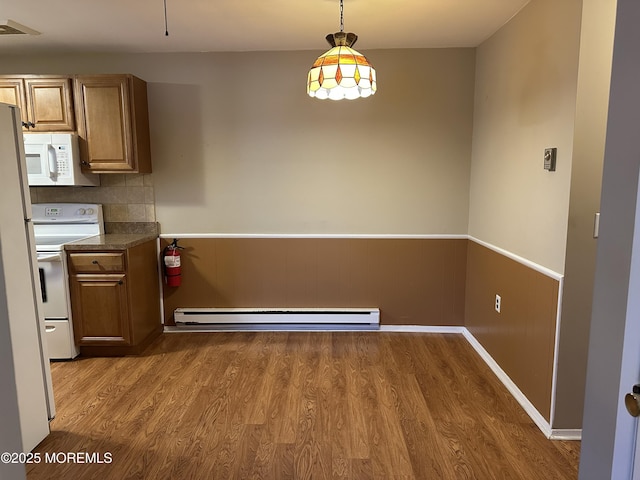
xmin=34 ymin=234 xmax=100 ymax=252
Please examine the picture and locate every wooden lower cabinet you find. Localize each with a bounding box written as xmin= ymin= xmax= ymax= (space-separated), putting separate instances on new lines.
xmin=70 ymin=273 xmax=131 ymax=345
xmin=67 ymin=239 xmax=161 ymax=356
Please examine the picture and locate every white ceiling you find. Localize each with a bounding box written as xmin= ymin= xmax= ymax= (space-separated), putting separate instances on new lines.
xmin=0 ymin=0 xmax=530 ymax=54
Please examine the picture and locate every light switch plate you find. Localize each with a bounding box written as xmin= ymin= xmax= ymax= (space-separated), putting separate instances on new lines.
xmin=544 ymin=147 xmax=557 ymax=171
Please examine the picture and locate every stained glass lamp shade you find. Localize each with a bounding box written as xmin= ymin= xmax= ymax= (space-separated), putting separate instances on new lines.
xmin=307 ymin=32 xmax=377 ymax=100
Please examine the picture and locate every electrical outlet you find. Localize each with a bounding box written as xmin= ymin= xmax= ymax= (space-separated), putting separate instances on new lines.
xmin=495 ymin=294 xmax=501 ymax=313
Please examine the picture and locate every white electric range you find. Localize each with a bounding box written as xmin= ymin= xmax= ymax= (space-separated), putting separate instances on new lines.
xmin=32 ymin=203 xmax=104 ymax=359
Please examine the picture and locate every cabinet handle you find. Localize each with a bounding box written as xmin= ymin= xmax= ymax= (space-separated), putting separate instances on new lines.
xmin=81 ymin=161 xmax=90 ymax=166
xmin=118 ymin=280 xmax=123 ymax=285
xmin=92 ymin=260 xmax=99 ymax=264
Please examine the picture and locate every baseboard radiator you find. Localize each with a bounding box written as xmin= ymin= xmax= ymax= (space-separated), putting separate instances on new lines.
xmin=171 ymin=308 xmax=380 ymax=331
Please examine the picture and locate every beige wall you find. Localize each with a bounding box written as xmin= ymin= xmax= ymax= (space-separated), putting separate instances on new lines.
xmin=554 ymin=0 xmax=616 ymax=430
xmin=150 ymin=49 xmax=475 ymax=234
xmin=467 ymin=0 xmax=590 ymax=430
xmin=0 ymin=49 xmax=476 ymax=235
xmin=468 ymin=0 xmax=582 ymax=274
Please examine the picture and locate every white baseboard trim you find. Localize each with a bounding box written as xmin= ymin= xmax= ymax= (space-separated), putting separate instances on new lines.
xmin=549 ymin=429 xmax=582 ymax=441
xmin=462 ymin=328 xmax=559 ymax=440
xmin=164 ymin=324 xmax=465 ymax=334
xmin=379 ymin=325 xmax=465 ymax=334
xmin=159 ymin=233 xmax=469 ymax=239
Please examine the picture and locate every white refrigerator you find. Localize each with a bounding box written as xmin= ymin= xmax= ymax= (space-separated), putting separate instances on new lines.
xmin=0 ymin=102 xmax=55 ymax=452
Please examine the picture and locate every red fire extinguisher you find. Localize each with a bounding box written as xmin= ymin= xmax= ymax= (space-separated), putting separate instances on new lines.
xmin=163 ymin=239 xmax=183 ymax=287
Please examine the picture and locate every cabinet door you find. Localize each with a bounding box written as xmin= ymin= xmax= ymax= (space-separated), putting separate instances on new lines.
xmin=0 ymin=78 xmax=28 ymax=126
xmin=24 ymin=77 xmax=75 ymax=131
xmin=74 ymin=74 xmax=151 ymax=173
xmin=70 ymin=273 xmax=132 ymax=346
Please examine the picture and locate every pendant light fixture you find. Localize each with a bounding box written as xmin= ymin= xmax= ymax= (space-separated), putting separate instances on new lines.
xmin=306 ymin=0 xmax=377 ymax=100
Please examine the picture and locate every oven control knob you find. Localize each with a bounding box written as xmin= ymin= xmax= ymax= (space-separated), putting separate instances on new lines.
xmin=76 ymin=208 xmax=86 ymax=215
xmin=86 ymin=208 xmax=95 ymax=215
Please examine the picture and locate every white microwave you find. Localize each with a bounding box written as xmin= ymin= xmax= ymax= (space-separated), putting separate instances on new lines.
xmin=24 ymin=133 xmax=99 ymax=186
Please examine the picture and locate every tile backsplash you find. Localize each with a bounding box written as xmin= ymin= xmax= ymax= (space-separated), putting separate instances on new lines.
xmin=30 ymin=174 xmax=155 ymax=223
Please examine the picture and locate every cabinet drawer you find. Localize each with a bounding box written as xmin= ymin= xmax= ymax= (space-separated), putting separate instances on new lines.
xmin=69 ymin=252 xmax=125 ymax=273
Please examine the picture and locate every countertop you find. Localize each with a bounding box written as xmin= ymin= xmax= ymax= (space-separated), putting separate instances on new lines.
xmin=64 ymin=233 xmax=158 ymax=251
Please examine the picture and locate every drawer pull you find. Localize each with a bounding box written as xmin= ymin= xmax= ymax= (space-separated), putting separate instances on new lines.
xmin=69 ymin=252 xmax=125 ymax=272
xmin=118 ymin=280 xmax=123 ymax=285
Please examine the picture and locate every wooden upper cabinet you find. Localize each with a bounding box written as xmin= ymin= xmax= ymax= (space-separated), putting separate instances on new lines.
xmin=0 ymin=78 xmax=27 ymax=125
xmin=74 ymin=74 xmax=152 ymax=173
xmin=0 ymin=75 xmax=75 ymax=131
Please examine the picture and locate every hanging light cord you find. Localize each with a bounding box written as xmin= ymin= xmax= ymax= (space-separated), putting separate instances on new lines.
xmin=339 ymin=0 xmax=344 ymax=32
xmin=164 ymin=0 xmax=169 ymax=36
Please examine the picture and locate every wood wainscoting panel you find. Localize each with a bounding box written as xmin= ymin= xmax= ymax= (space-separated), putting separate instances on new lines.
xmin=161 ymin=237 xmax=468 ymax=327
xmin=465 ymin=240 xmax=559 ymax=422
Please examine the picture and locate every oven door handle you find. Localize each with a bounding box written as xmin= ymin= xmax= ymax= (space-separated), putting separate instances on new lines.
xmin=39 ymin=268 xmax=47 ymax=303
xmin=37 ymin=253 xmax=63 ymax=262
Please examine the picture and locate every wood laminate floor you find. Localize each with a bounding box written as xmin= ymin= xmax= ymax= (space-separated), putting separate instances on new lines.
xmin=26 ymin=332 xmax=580 ymax=479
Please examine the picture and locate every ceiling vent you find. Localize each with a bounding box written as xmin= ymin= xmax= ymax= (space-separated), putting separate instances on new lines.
xmin=0 ymin=20 xmax=40 ymax=36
